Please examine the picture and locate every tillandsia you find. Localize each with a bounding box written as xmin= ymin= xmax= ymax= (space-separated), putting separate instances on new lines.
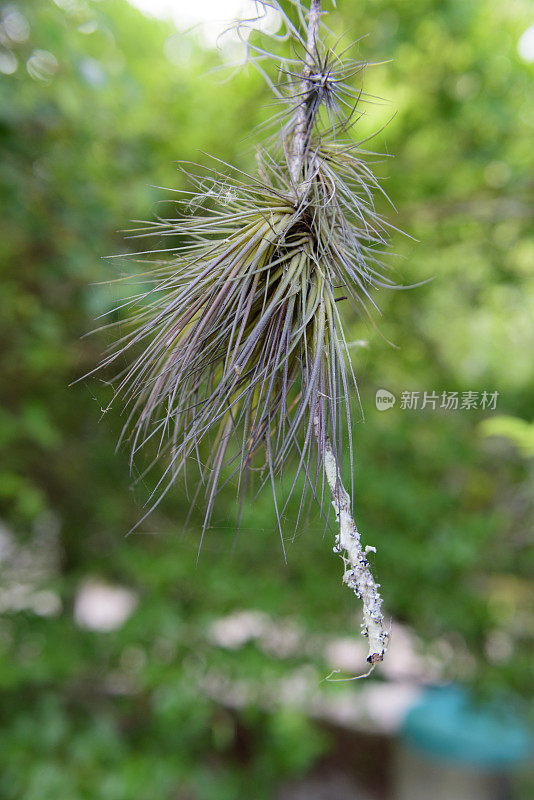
xmin=92 ymin=0 xmax=405 ymax=668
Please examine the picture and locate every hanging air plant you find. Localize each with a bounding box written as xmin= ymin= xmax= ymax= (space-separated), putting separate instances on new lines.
xmin=93 ymin=0 xmax=403 ymax=669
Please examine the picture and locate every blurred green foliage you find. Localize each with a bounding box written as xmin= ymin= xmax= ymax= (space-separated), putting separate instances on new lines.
xmin=0 ymin=0 xmax=532 ymax=797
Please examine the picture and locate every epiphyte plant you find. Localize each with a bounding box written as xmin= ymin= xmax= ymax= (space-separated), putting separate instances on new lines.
xmin=95 ymin=0 xmax=401 ymax=669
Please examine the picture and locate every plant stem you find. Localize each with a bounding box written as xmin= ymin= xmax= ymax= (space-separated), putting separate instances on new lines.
xmin=288 ymin=0 xmax=322 ymax=183
xmin=313 ymin=415 xmax=388 ymax=665
xmin=289 ymin=0 xmax=389 ymax=667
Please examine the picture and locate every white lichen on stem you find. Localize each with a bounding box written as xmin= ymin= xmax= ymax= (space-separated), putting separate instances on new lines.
xmin=290 ymin=1 xmax=389 ymax=667
xmin=313 ymin=415 xmax=389 ymax=665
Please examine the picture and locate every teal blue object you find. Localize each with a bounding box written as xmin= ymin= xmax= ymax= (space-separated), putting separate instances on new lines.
xmin=400 ymin=685 xmax=531 ymax=770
